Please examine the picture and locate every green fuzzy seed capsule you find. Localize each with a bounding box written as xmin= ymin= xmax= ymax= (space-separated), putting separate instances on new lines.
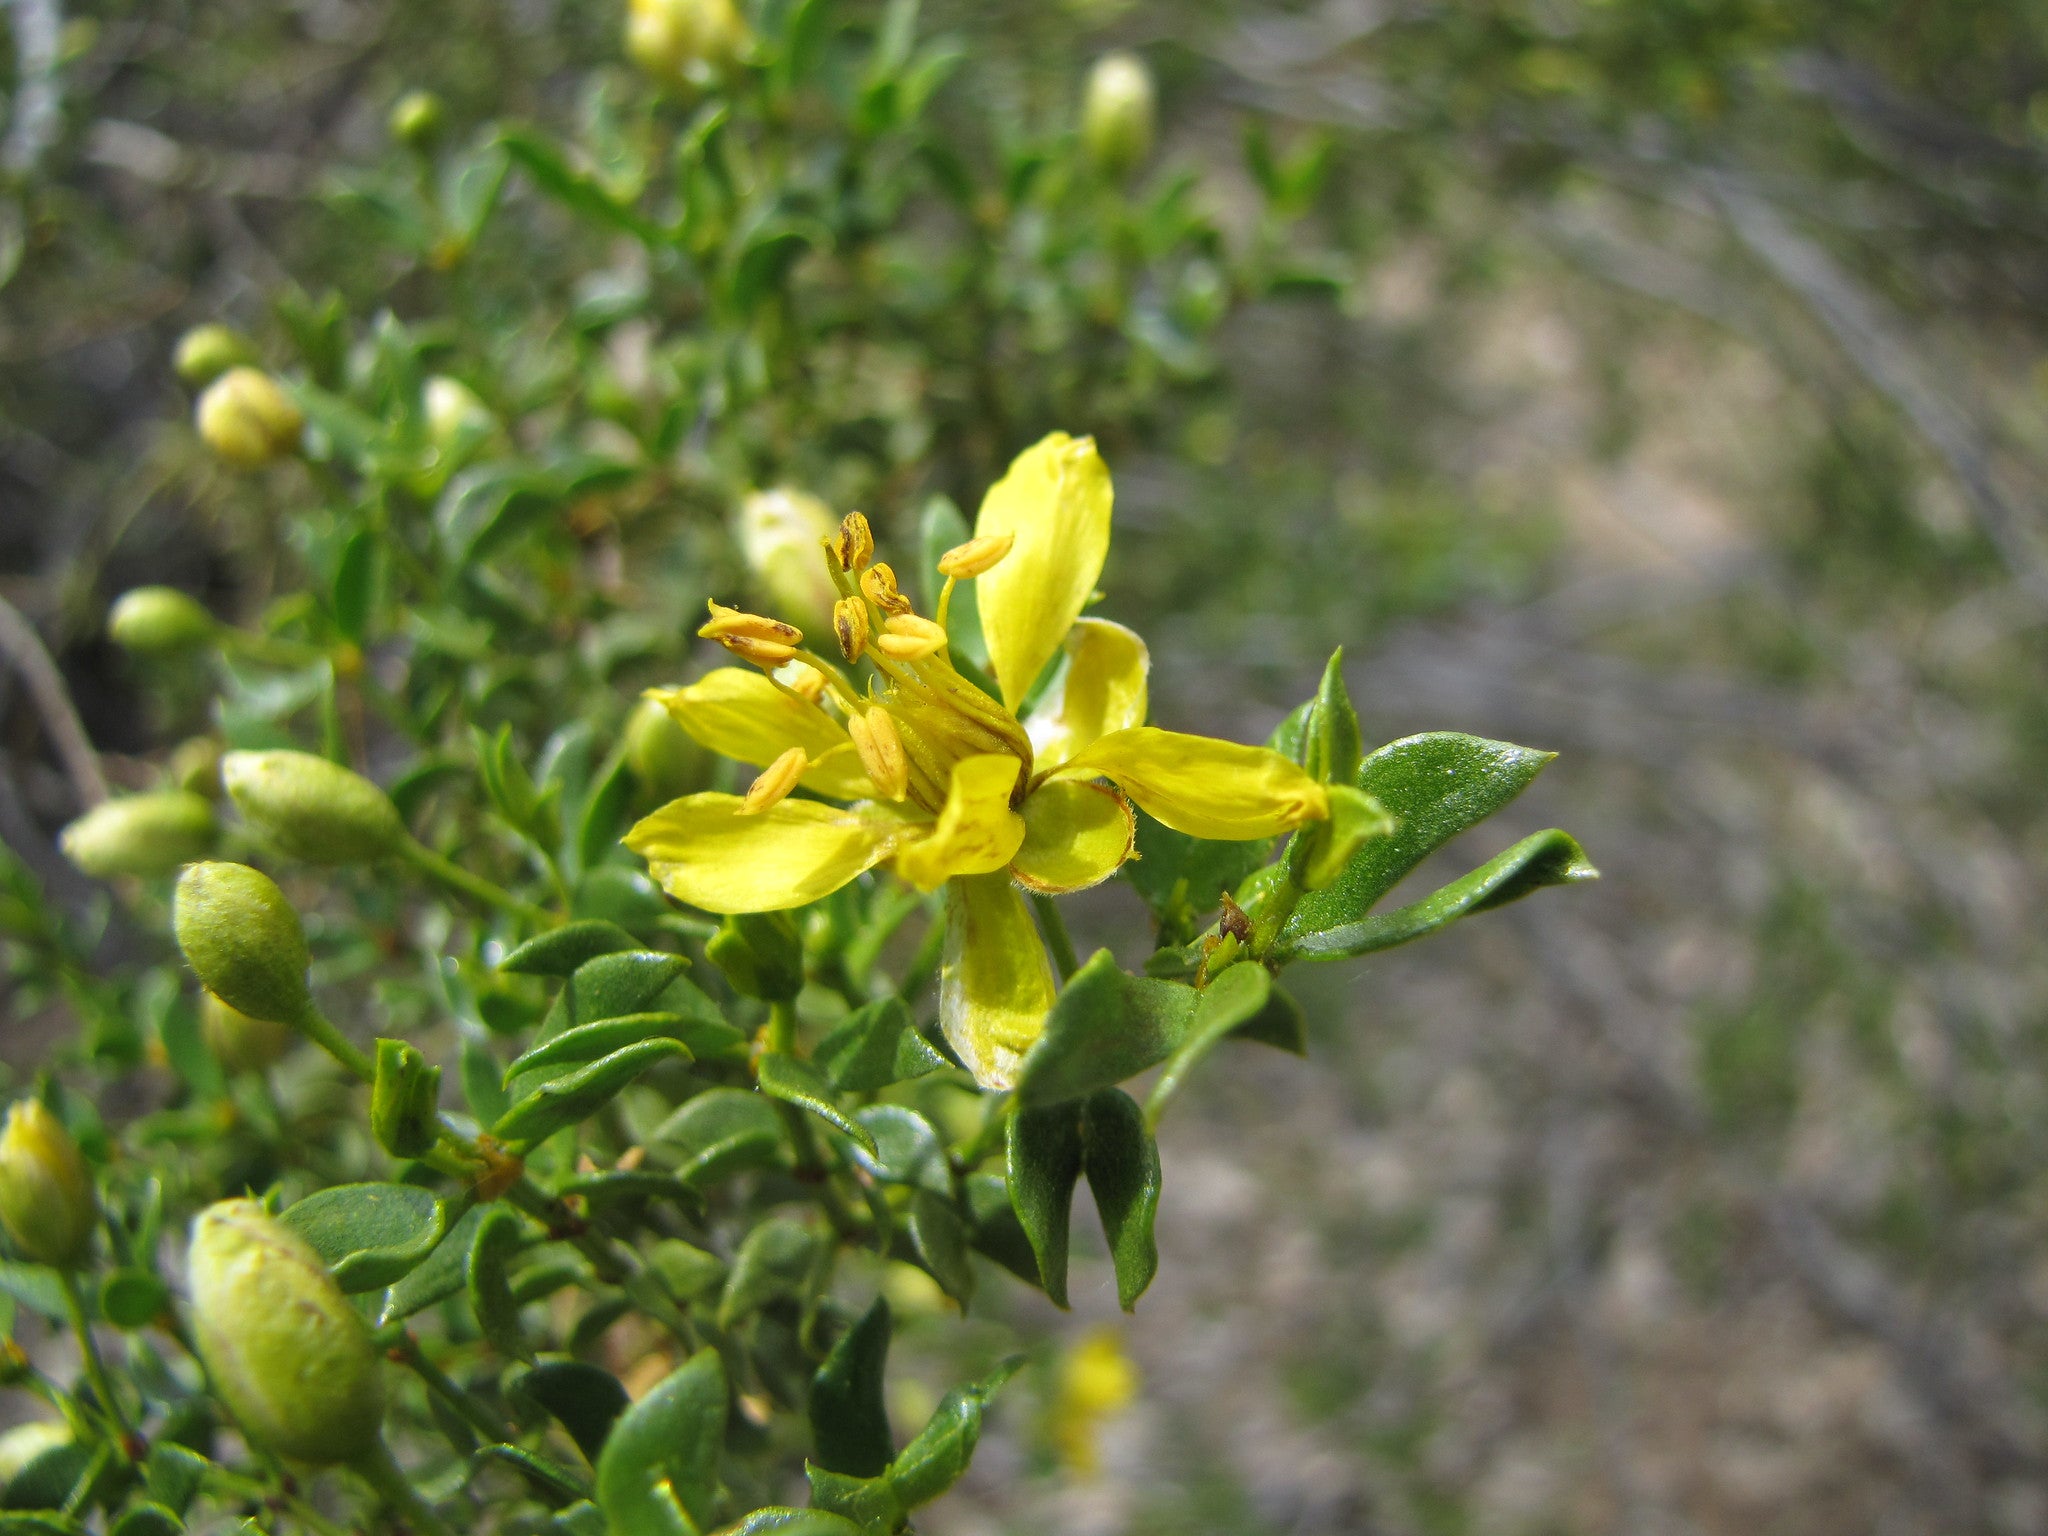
xmin=625 ymin=0 xmax=748 ymax=91
xmin=221 ymin=750 xmax=405 ymax=865
xmin=370 ymin=1039 xmax=442 ymax=1159
xmin=194 ymin=367 xmax=303 ymax=467
xmin=707 ymin=911 xmax=804 ymax=1001
xmin=388 ymin=90 xmax=445 ymax=150
xmin=1082 ymin=52 xmax=1156 ymax=180
xmin=172 ymin=323 xmax=256 ymax=387
xmin=202 ymin=991 xmax=295 ymax=1075
xmin=736 ymin=487 xmax=840 ymax=635
xmin=173 ymin=862 xmax=313 ymax=1027
xmin=624 ymin=696 xmax=709 ymax=800
xmin=186 ymin=1199 xmax=385 ymax=1465
xmin=0 ymin=1101 xmax=96 ymax=1269
xmin=107 ymin=586 xmax=219 ymax=655
xmin=59 ymin=791 xmax=217 ymax=879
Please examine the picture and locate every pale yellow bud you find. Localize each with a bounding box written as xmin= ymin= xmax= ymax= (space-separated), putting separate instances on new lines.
xmin=59 ymin=791 xmax=217 ymax=879
xmin=388 ymin=90 xmax=445 ymax=150
xmin=195 ymin=368 xmax=303 ymax=467
xmin=107 ymin=586 xmax=217 ymax=654
xmin=782 ymin=663 xmax=828 ymax=703
xmin=625 ymin=696 xmax=709 ymax=800
xmin=1082 ymin=52 xmax=1156 ymax=180
xmin=875 ymin=613 xmax=947 ymax=661
xmin=937 ymin=532 xmax=1015 ymax=579
xmin=221 ymin=750 xmax=405 ymax=866
xmin=740 ymin=747 xmax=808 ymax=814
xmin=833 ymin=595 xmax=871 ymax=663
xmin=626 ymin=0 xmax=749 ymax=91
xmin=172 ymin=324 xmax=255 ymax=387
xmin=186 ymin=1200 xmax=385 ymax=1465
xmin=848 ymin=708 xmax=908 ymax=801
xmin=0 ymin=1101 xmax=95 ymax=1268
xmin=737 ymin=488 xmax=839 ymax=634
xmin=423 ymin=375 xmax=493 ymax=452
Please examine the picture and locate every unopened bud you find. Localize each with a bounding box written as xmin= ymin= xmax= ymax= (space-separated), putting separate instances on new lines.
xmin=0 ymin=1101 xmax=96 ymax=1268
xmin=195 ymin=368 xmax=303 ymax=468
xmin=388 ymin=90 xmax=445 ymax=151
xmin=186 ymin=1200 xmax=385 ymax=1465
xmin=202 ymin=991 xmax=294 ymax=1075
xmin=625 ymin=695 xmax=709 ymax=800
xmin=737 ymin=488 xmax=839 ymax=633
xmin=833 ymin=595 xmax=870 ymax=662
xmin=1082 ymin=52 xmax=1156 ymax=180
xmin=626 ymin=0 xmax=749 ymax=91
xmin=937 ymin=532 xmax=1015 ymax=580
xmin=107 ymin=586 xmax=218 ymax=655
xmin=60 ymin=791 xmax=217 ymax=879
xmin=173 ymin=862 xmax=313 ymax=1027
xmin=221 ymin=750 xmax=405 ymax=865
xmin=706 ymin=912 xmax=803 ymax=1001
xmin=168 ymin=736 xmax=226 ymax=798
xmin=423 ymin=375 xmax=493 ymax=456
xmin=172 ymin=324 xmax=256 ymax=387
xmin=370 ymin=1039 xmax=442 ymax=1159
xmin=1300 ymin=784 xmax=1391 ymax=892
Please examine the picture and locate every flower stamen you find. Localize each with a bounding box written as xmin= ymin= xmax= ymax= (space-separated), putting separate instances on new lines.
xmin=835 ymin=512 xmax=874 ymax=574
xmin=937 ymin=532 xmax=1014 ymax=579
xmin=847 ymin=707 xmax=909 ymax=800
xmin=833 ymin=596 xmax=870 ymax=663
xmin=875 ymin=613 xmax=947 ymax=661
xmin=741 ymin=747 xmax=808 ymax=814
xmin=860 ymin=562 xmax=913 ymax=616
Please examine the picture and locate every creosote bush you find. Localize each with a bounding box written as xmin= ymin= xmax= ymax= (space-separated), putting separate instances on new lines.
xmin=0 ymin=5 xmax=1595 ymax=1534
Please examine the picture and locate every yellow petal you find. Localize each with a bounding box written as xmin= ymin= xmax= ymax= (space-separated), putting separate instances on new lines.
xmin=973 ymin=433 xmax=1113 ymax=711
xmin=940 ymin=872 xmax=1057 ymax=1090
xmin=1010 ymin=779 xmax=1135 ymax=894
xmin=652 ymin=670 xmax=875 ymax=800
xmin=892 ymin=754 xmax=1027 ymax=892
xmin=625 ymin=793 xmax=912 ymax=913
xmin=1052 ymin=727 xmax=1329 ymax=841
xmin=1024 ymin=617 xmax=1150 ymax=771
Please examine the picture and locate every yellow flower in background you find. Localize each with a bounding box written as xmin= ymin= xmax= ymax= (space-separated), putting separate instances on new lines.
xmin=626 ymin=433 xmax=1330 ymax=1088
xmin=1051 ymin=1328 xmax=1140 ymax=1478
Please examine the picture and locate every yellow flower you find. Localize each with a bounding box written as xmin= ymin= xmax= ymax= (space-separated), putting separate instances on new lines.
xmin=1051 ymin=1327 xmax=1140 ymax=1478
xmin=626 ymin=433 xmax=1329 ymax=1088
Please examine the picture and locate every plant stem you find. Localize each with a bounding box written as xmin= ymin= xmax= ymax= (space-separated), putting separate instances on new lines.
xmin=389 ymin=1332 xmax=514 ymax=1444
xmin=396 ymin=837 xmax=556 ymax=927
xmin=352 ymin=1436 xmax=458 ymax=1536
xmin=58 ymin=1268 xmax=129 ymax=1440
xmin=1029 ymin=893 xmax=1080 ymax=983
xmin=292 ymin=1002 xmax=376 ymax=1083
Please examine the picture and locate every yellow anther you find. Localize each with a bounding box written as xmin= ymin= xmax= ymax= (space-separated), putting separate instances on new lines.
xmin=874 ymin=613 xmax=947 ymax=661
xmin=835 ymin=512 xmax=874 ymax=573
xmin=699 ymin=600 xmax=801 ymax=647
xmin=740 ymin=747 xmax=808 ymax=814
xmin=860 ymin=562 xmax=913 ymax=616
xmin=719 ymin=634 xmax=799 ymax=670
xmin=847 ymin=707 xmax=909 ymax=800
xmin=833 ymin=595 xmax=870 ymax=663
xmin=937 ymin=532 xmax=1015 ymax=579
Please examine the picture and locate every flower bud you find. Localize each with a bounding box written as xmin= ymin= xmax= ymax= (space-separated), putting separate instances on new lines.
xmin=172 ymin=324 xmax=256 ymax=387
xmin=736 ymin=488 xmax=839 ymax=635
xmin=1082 ymin=52 xmax=1156 ymax=180
xmin=0 ymin=1101 xmax=96 ymax=1269
xmin=186 ymin=1200 xmax=385 ymax=1465
xmin=625 ymin=695 xmax=710 ymax=801
xmin=221 ymin=750 xmax=405 ymax=865
xmin=173 ymin=862 xmax=313 ymax=1027
xmin=168 ymin=736 xmax=226 ymax=798
xmin=370 ymin=1038 xmax=442 ymax=1159
xmin=59 ymin=791 xmax=217 ymax=879
xmin=626 ymin=0 xmax=749 ymax=90
xmin=706 ymin=912 xmax=803 ymax=1001
xmin=195 ymin=368 xmax=303 ymax=468
xmin=388 ymin=90 xmax=445 ymax=150
xmin=202 ymin=991 xmax=294 ymax=1075
xmin=107 ymin=586 xmax=218 ymax=655
xmin=423 ymin=375 xmax=493 ymax=456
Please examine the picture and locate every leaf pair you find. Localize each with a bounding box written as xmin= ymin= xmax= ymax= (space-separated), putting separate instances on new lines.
xmin=1007 ymin=1090 xmax=1160 ymax=1311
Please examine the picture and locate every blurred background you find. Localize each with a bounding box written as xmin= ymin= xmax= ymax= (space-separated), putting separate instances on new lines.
xmin=5 ymin=2 xmax=2048 ymax=1533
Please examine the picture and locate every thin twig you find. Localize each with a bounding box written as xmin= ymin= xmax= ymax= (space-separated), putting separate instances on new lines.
xmin=0 ymin=594 xmax=108 ymax=810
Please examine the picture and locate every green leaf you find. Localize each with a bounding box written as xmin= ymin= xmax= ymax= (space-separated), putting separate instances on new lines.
xmin=0 ymin=1263 xmax=70 ymax=1322
xmin=3 ymin=1444 xmax=92 ymax=1514
xmin=474 ymin=1444 xmax=590 ymax=1509
xmin=1301 ymin=648 xmax=1363 ymax=785
xmin=381 ymin=1203 xmax=488 ymax=1324
xmin=141 ymin=1445 xmax=206 ymax=1518
xmin=811 ymin=998 xmax=946 ymax=1092
xmin=727 ymin=1512 xmax=864 ymax=1536
xmin=500 ymin=127 xmax=662 ymax=243
xmin=501 ymin=921 xmax=641 ymax=977
xmin=332 ymin=527 xmax=378 ymax=644
xmin=1284 ymin=732 xmax=1557 ymax=937
xmin=757 ymin=1055 xmax=876 ymax=1154
xmin=493 ymin=1039 xmax=688 ymax=1147
xmin=468 ymin=1207 xmax=529 ymax=1361
xmin=963 ymin=1174 xmax=1040 ymax=1287
xmin=1006 ymin=1104 xmax=1085 ymax=1307
xmin=508 ymin=1014 xmax=696 ymax=1083
xmin=646 ymin=1239 xmax=726 ymax=1302
xmin=552 ymin=1503 xmax=607 ymax=1536
xmin=907 ymin=1193 xmax=974 ymax=1307
xmin=809 ymin=1299 xmax=893 ymax=1478
xmin=1281 ymin=828 xmax=1598 ymax=961
xmin=545 ymin=951 xmax=692 ymax=1035
xmin=106 ymin=1504 xmax=179 ymax=1536
xmin=0 ymin=1517 xmax=81 ymax=1536
xmin=718 ymin=1219 xmax=818 ymax=1329
xmin=595 ymin=1347 xmax=726 ymax=1535
xmin=1143 ymin=962 xmax=1272 ymax=1129
xmin=279 ymin=1182 xmax=450 ymax=1293
xmin=1122 ymin=812 xmax=1272 ymax=945
xmin=849 ymin=1107 xmax=948 ymax=1197
xmin=97 ymin=1269 xmax=169 ymax=1329
xmin=518 ymin=1360 xmax=630 ymax=1464
xmin=554 ymin=1171 xmax=705 ymax=1220
xmin=462 ymin=1035 xmax=511 ymax=1126
xmin=802 ymin=1467 xmax=896 ymax=1535
xmin=1012 ymin=950 xmax=1198 ymax=1108
xmin=1082 ymin=1090 xmax=1161 ymax=1311
xmin=656 ymin=1089 xmax=789 ymax=1185
xmin=884 ymin=1358 xmax=1023 ymax=1510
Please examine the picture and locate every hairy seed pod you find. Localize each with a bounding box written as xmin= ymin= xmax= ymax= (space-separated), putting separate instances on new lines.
xmin=388 ymin=90 xmax=445 ymax=150
xmin=186 ymin=1200 xmax=385 ymax=1465
xmin=0 ymin=1101 xmax=95 ymax=1269
xmin=59 ymin=791 xmax=217 ymax=880
xmin=172 ymin=324 xmax=256 ymax=387
xmin=221 ymin=750 xmax=405 ymax=866
xmin=107 ymin=586 xmax=218 ymax=655
xmin=173 ymin=862 xmax=313 ymax=1028
xmin=195 ymin=368 xmax=303 ymax=467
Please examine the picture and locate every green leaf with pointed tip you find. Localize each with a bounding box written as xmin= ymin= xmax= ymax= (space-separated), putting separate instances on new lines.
xmin=811 ymin=998 xmax=946 ymax=1092
xmin=279 ymin=1182 xmax=450 ymax=1293
xmin=493 ymin=1039 xmax=688 ymax=1146
xmin=0 ymin=1517 xmax=82 ymax=1536
xmin=803 ymin=1466 xmax=897 ymax=1535
xmin=757 ymin=1055 xmax=877 ymax=1154
xmin=1013 ymin=950 xmax=1199 ymax=1109
xmin=1282 ymin=828 xmax=1598 ymax=961
xmin=554 ymin=1170 xmax=704 ymax=1220
xmin=718 ymin=1219 xmax=818 ymax=1329
xmin=1121 ymin=808 xmax=1274 ymax=945
xmin=885 ymin=1358 xmax=1023 ymax=1509
xmin=1302 ymin=648 xmax=1363 ymax=785
xmin=1143 ymin=963 xmax=1272 ymax=1130
xmin=462 ymin=1035 xmax=511 ymax=1126
xmin=469 ymin=1207 xmax=529 ymax=1360
xmin=473 ymin=1444 xmax=590 ymax=1509
xmin=850 ymin=1107 xmax=949 ymax=1196
xmin=1285 ymin=732 xmax=1558 ymax=937
xmin=3 ymin=1444 xmax=92 ymax=1514
xmin=106 ymin=1503 xmax=180 ymax=1536
xmin=1236 ymin=980 xmax=1307 ymax=1055
xmin=499 ymin=127 xmax=663 ymax=244
xmin=508 ymin=1013 xmax=694 ymax=1082
xmin=380 ymin=1203 xmax=487 ymax=1324
xmin=728 ymin=1512 xmax=865 ymax=1536
xmin=542 ymin=951 xmax=691 ymax=1037
xmin=1083 ymin=1090 xmax=1161 ymax=1311
xmin=500 ymin=921 xmax=641 ymax=977
xmin=142 ymin=1445 xmax=206 ymax=1518
xmin=518 ymin=1360 xmax=629 ymax=1464
xmin=655 ymin=1089 xmax=788 ymax=1186
xmin=908 ymin=1192 xmax=974 ymax=1307
xmin=1007 ymin=1103 xmax=1085 ymax=1307
xmin=809 ymin=1299 xmax=893 ymax=1478
xmin=595 ymin=1348 xmax=726 ymax=1536
xmin=964 ymin=1174 xmax=1041 ymax=1287
xmin=0 ymin=1263 xmax=67 ymax=1322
